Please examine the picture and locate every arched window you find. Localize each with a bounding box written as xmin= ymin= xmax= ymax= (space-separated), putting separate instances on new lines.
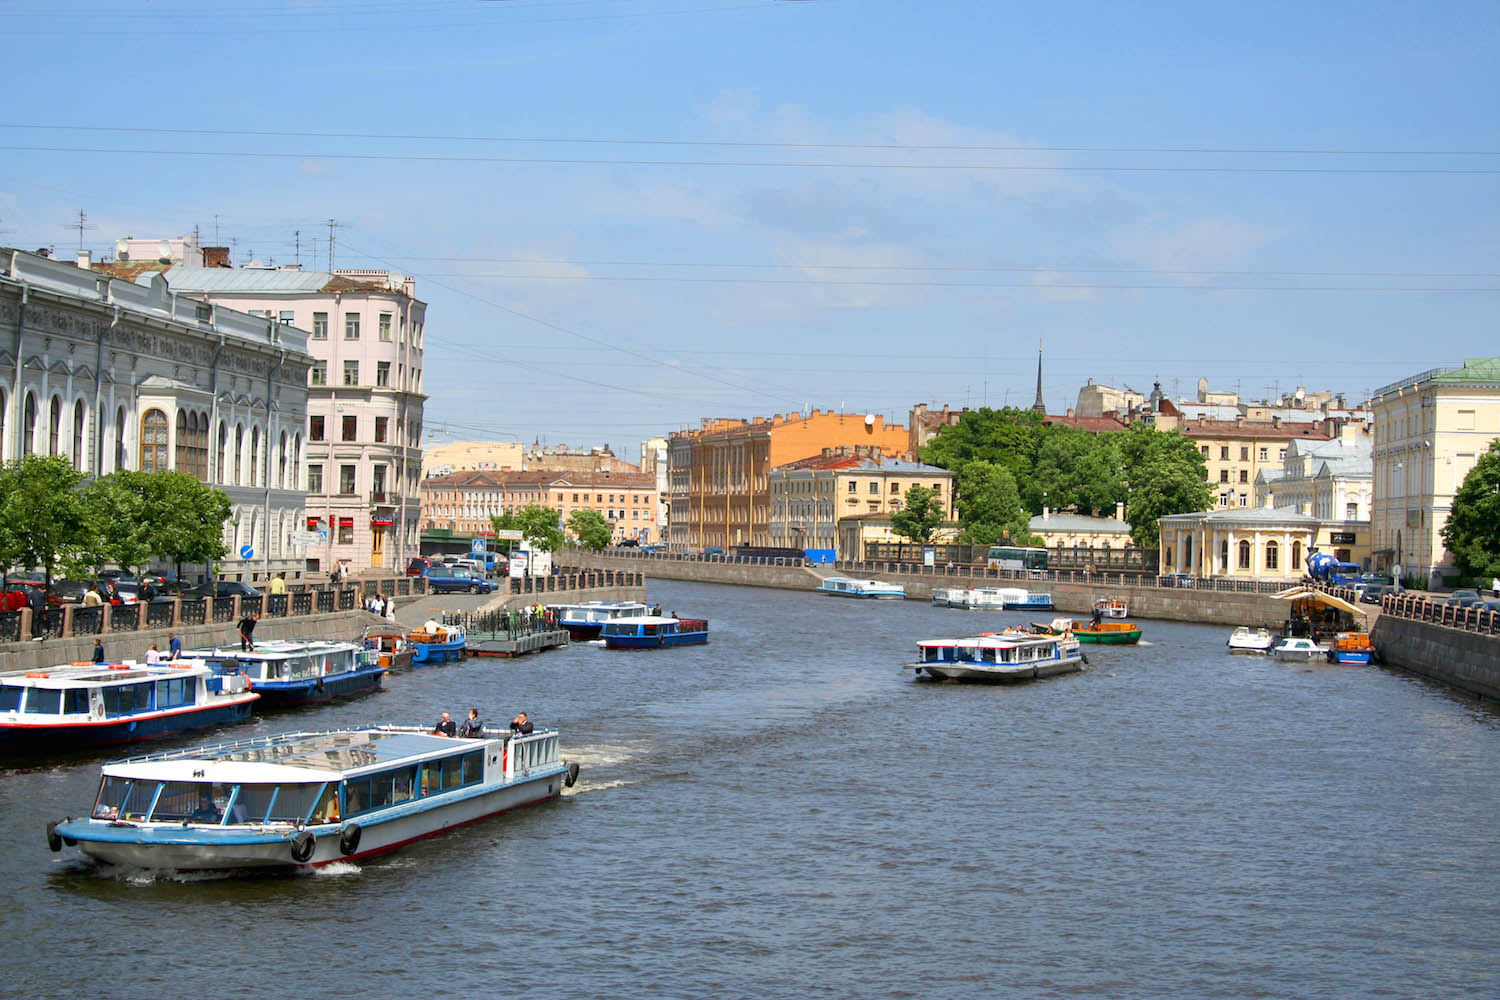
xmin=279 ymin=431 xmax=288 ymax=489
xmin=48 ymin=395 xmax=61 ymax=455
xmin=217 ymin=422 xmax=228 ymax=482
xmin=140 ymin=409 xmax=169 ymax=472
xmin=115 ymin=406 xmax=126 ymax=470
xmin=1265 ymin=540 xmax=1280 ymax=571
xmin=234 ymin=425 xmax=244 ymax=484
xmin=22 ymin=392 xmax=36 ymax=456
xmin=1292 ymin=541 xmax=1303 ymax=571
xmin=250 ymin=426 xmax=261 ymax=488
xmin=72 ymin=399 xmax=85 ymax=471
xmin=175 ymin=410 xmax=189 ymax=471
xmin=293 ymin=434 xmax=302 ymax=490
xmin=1237 ymin=539 xmax=1251 ymax=570
xmin=193 ymin=411 xmax=209 ymax=480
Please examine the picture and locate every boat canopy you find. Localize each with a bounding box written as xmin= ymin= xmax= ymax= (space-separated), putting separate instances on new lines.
xmin=1270 ymin=586 xmax=1365 ymax=617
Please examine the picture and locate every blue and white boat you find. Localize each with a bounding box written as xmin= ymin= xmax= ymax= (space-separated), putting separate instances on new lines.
xmin=0 ymin=660 xmax=257 ymax=750
xmin=548 ymin=601 xmax=651 ymax=641
xmin=1005 ymin=591 xmax=1054 ymax=611
xmin=601 ymin=616 xmax=709 ymax=649
xmin=408 ymin=622 xmax=467 ymax=664
xmin=47 ymin=723 xmax=579 ymax=870
xmin=816 ymin=577 xmax=905 ymax=600
xmin=184 ymin=639 xmax=386 ymax=707
xmin=907 ymin=632 xmax=1084 ymax=683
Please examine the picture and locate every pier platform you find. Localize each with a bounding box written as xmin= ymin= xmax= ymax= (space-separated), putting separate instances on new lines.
xmin=466 ymin=628 xmax=571 ymax=658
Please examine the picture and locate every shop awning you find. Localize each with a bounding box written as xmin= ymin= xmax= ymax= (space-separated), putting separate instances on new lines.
xmin=1270 ymin=586 xmax=1365 ymax=617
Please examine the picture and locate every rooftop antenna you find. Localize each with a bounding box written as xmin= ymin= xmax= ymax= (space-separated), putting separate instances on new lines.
xmin=327 ymin=218 xmax=339 ymax=271
xmin=214 ymin=214 xmax=221 ymax=243
xmin=64 ymin=209 xmax=95 ymax=251
xmin=294 ymin=229 xmax=301 ymax=266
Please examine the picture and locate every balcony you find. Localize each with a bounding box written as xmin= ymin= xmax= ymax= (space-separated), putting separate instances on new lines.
xmin=370 ymin=491 xmax=399 ymax=507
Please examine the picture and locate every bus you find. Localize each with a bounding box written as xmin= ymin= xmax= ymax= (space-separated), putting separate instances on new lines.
xmin=986 ymin=546 xmax=1049 ymax=572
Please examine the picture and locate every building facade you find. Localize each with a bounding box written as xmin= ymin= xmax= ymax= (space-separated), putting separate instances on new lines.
xmin=2 ymin=248 xmax=311 ymax=583
xmin=767 ymin=450 xmax=955 ymax=555
xmin=155 ymin=265 xmax=426 ymax=575
xmin=668 ymin=409 xmax=911 ymax=551
xmin=421 ymin=469 xmax=661 ymax=545
xmin=1369 ymin=357 xmax=1500 ymax=581
xmin=421 ymin=440 xmax=525 ymax=478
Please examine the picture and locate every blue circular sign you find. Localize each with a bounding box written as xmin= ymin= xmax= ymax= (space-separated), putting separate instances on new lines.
xmin=239 ymin=545 xmax=255 ymax=560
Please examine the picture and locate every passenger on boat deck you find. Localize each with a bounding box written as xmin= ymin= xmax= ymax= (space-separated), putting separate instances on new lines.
xmin=144 ymin=643 xmax=162 ymax=664
xmin=432 ymin=712 xmax=457 ymax=737
xmin=191 ymin=791 xmax=221 ymax=823
xmin=1089 ymin=607 xmax=1103 ymax=627
xmin=423 ymin=618 xmax=442 ymax=635
xmin=510 ymin=712 xmax=533 ymax=735
xmin=459 ymin=708 xmax=484 ymax=738
xmin=226 ymin=794 xmax=248 ymax=824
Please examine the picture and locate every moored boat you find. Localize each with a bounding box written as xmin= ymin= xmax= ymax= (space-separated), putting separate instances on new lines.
xmin=907 ymin=632 xmax=1084 ymax=683
xmin=815 ymin=577 xmax=905 ymax=599
xmin=939 ymin=587 xmax=1013 ymax=610
xmin=1073 ymin=621 xmax=1143 ymax=644
xmin=185 ymin=639 xmax=385 ymax=707
xmin=47 ymin=723 xmax=579 ymax=870
xmin=1327 ymin=632 xmax=1375 ymax=665
xmin=0 ymin=660 xmax=257 ymax=750
xmin=407 ymin=622 xmax=467 ymax=664
xmin=362 ymin=624 xmax=414 ymax=671
xmin=601 ymin=615 xmax=709 ymax=649
xmin=1093 ymin=596 xmax=1129 ymax=619
xmin=547 ymin=601 xmax=651 ymax=641
xmin=1005 ymin=590 xmax=1055 ymax=611
xmin=1227 ymin=626 xmax=1277 ymax=654
xmin=1271 ymin=636 xmax=1327 ymax=662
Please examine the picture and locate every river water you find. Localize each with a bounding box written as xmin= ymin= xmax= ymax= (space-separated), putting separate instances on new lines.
xmin=4 ymin=580 xmax=1499 ymax=999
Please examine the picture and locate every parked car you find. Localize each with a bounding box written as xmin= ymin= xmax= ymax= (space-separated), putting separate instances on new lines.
xmin=45 ymin=580 xmax=89 ymax=607
xmin=406 ymin=557 xmax=431 ymax=577
xmin=702 ymin=547 xmax=724 ymax=557
xmin=1161 ymin=573 xmax=1196 ymax=588
xmin=1 ymin=581 xmax=45 ymax=612
xmin=1359 ymin=584 xmax=1387 ymax=604
xmin=1476 ymin=599 xmax=1500 ymax=613
xmin=425 ymin=566 xmax=495 ymax=595
xmin=452 ymin=557 xmax=486 ymax=577
xmin=617 ymin=538 xmax=639 ymax=548
xmin=185 ymin=580 xmax=262 ymax=600
xmin=1449 ymin=589 xmax=1482 ymax=607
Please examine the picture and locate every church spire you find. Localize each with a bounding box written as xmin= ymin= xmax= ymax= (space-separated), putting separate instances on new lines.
xmin=1031 ymin=342 xmax=1046 ymax=415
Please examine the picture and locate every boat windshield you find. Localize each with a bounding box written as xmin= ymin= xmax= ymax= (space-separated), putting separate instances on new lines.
xmin=92 ymin=776 xmax=327 ymax=825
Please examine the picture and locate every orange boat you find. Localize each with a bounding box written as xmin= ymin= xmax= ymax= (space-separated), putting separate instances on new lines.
xmin=1073 ymin=620 xmax=1142 ymax=644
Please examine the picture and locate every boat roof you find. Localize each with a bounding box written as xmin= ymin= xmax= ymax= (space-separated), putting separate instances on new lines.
xmin=99 ymin=725 xmax=533 ymax=782
xmin=182 ymin=639 xmax=362 ymax=660
xmin=823 ymin=577 xmax=901 ymax=587
xmin=608 ymin=615 xmax=703 ymax=626
xmin=1269 ymin=586 xmax=1366 ymax=617
xmin=0 ymin=659 xmax=210 ymax=687
xmin=918 ymin=633 xmax=1058 ymax=649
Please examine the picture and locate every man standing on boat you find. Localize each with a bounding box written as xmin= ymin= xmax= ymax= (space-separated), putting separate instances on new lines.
xmin=237 ymin=612 xmax=258 ymax=651
xmin=510 ymin=712 xmax=533 ymax=735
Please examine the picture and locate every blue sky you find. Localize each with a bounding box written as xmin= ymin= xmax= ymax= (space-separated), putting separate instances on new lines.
xmin=3 ymin=0 xmax=1496 ymax=460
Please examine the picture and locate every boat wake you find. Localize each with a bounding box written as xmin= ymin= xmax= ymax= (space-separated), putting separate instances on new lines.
xmin=311 ymin=861 xmax=362 ymax=877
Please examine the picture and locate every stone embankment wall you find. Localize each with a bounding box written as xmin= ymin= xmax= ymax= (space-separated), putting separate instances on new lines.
xmin=0 ymin=610 xmax=387 ymax=674
xmin=1371 ymin=616 xmax=1500 ymax=701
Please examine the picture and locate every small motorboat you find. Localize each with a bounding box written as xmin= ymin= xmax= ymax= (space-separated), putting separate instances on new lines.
xmin=1227 ymin=626 xmax=1277 ymax=654
xmin=1328 ymin=632 xmax=1375 ymax=665
xmin=1073 ymin=621 xmax=1142 ymax=645
xmin=815 ymin=577 xmax=905 ymax=599
xmin=907 ymin=632 xmax=1084 ymax=683
xmin=408 ymin=622 xmax=467 ymax=665
xmin=1271 ymin=636 xmax=1327 ymax=662
xmin=1093 ymin=596 xmax=1129 ymax=619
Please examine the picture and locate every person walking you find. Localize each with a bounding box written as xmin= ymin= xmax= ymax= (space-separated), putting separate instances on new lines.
xmin=269 ymin=573 xmax=287 ymax=596
xmin=237 ymin=612 xmax=258 ymax=652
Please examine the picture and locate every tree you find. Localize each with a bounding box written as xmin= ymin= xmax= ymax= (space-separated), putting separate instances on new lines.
xmin=1117 ymin=425 xmax=1213 ymax=547
xmin=954 ymin=460 xmax=1035 ymax=546
xmin=1025 ymin=426 xmax=1125 ymax=516
xmin=492 ymin=506 xmax=564 ymax=553
xmin=921 ymin=407 xmax=1045 ymax=487
xmin=891 ymin=485 xmax=944 ymax=544
xmin=81 ymin=470 xmax=157 ymax=579
xmin=0 ymin=455 xmax=96 ymax=587
xmin=1441 ymin=439 xmax=1500 ymax=580
xmin=567 ymin=509 xmax=613 ymax=551
xmin=151 ymin=472 xmax=233 ymax=574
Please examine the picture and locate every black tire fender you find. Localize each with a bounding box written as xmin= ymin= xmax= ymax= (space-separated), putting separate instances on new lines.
xmin=290 ymin=830 xmax=316 ymax=863
xmin=339 ymin=822 xmax=362 ymax=856
xmin=1080 ymin=652 xmax=1089 ymax=665
xmin=564 ymin=762 xmax=580 ymax=788
xmin=46 ymin=820 xmax=62 ymax=853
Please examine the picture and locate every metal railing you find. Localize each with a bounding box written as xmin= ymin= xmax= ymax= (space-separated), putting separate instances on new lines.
xmin=1380 ymin=593 xmax=1500 ymax=636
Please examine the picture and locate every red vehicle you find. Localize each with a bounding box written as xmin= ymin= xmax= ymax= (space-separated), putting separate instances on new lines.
xmin=1 ymin=581 xmax=44 ymax=612
xmin=406 ymin=557 xmax=431 ymax=577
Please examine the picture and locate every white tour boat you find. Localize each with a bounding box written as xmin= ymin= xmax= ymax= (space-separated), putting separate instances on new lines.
xmin=47 ymin=723 xmax=579 ymax=870
xmin=1271 ymin=636 xmax=1328 ymax=662
xmin=816 ymin=577 xmax=906 ymax=599
xmin=548 ymin=601 xmax=652 ymax=641
xmin=183 ymin=639 xmax=385 ymax=706
xmin=1227 ymin=626 xmax=1278 ymax=654
xmin=907 ymin=631 xmax=1084 ymax=683
xmin=1093 ymin=596 xmax=1129 ymax=619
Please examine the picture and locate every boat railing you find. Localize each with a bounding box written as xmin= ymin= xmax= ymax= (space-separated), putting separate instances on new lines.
xmin=107 ymin=724 xmax=559 ymax=765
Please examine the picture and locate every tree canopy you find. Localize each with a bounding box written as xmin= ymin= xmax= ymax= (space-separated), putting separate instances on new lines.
xmin=890 ymin=485 xmax=945 ymax=544
xmin=492 ymin=506 xmax=565 ymax=553
xmin=0 ymin=455 xmax=96 ymax=585
xmin=567 ymin=509 xmax=613 ymax=551
xmin=1116 ymin=424 xmax=1213 ymax=547
xmin=954 ymin=461 xmax=1034 ymax=546
xmin=1441 ymin=440 xmax=1500 ymax=581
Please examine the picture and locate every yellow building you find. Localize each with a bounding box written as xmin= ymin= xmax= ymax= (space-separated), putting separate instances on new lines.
xmin=421 ymin=469 xmax=661 ymax=544
xmin=768 ymin=450 xmax=955 ymax=555
xmin=1170 ymin=415 xmax=1343 ymax=510
xmin=1028 ymin=508 xmax=1132 ymax=549
xmin=1157 ymin=506 xmax=1372 ymax=582
xmin=1370 ymin=357 xmax=1500 ymax=582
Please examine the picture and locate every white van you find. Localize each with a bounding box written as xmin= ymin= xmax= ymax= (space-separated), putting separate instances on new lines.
xmin=453 ymin=557 xmax=487 ymax=577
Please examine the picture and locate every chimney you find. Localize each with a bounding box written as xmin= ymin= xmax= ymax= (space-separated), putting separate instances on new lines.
xmin=75 ymin=249 xmax=92 ymax=269
xmin=203 ymin=246 xmax=231 ymax=268
xmin=1272 ymin=415 xmax=1282 ymax=428
xmin=1115 ymin=501 xmax=1125 ymax=522
xmin=1042 ymin=506 xmax=1050 ymax=520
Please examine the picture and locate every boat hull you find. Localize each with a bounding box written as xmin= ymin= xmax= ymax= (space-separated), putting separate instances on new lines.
xmin=604 ymin=632 xmax=708 ymax=649
xmin=0 ymin=699 xmax=256 ymax=750
xmin=61 ymin=767 xmax=566 ymax=870
xmin=912 ymin=654 xmax=1083 ymax=683
xmin=1273 ymin=648 xmax=1327 ymax=662
xmin=249 ymin=666 xmax=386 ymax=707
xmin=1074 ymin=627 xmax=1142 ymax=645
xmin=1331 ymin=650 xmax=1373 ymax=665
xmin=412 ymin=641 xmax=465 ymax=664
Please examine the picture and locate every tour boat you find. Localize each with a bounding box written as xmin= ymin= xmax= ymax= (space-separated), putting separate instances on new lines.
xmin=0 ymin=660 xmax=257 ymax=750
xmin=1005 ymin=591 xmax=1055 ymax=611
xmin=46 ymin=723 xmax=579 ymax=870
xmin=931 ymin=588 xmax=961 ymax=607
xmin=907 ymin=632 xmax=1084 ymax=683
xmin=1271 ymin=636 xmax=1327 ymax=662
xmin=816 ymin=577 xmax=905 ymax=599
xmin=1073 ymin=620 xmax=1143 ymax=645
xmin=362 ymin=624 xmax=414 ymax=671
xmin=184 ymin=639 xmax=386 ymax=707
xmin=1328 ymin=632 xmax=1375 ymax=665
xmin=1093 ymin=596 xmax=1129 ymax=619
xmin=1227 ymin=626 xmax=1277 ymax=654
xmin=601 ymin=616 xmax=709 ymax=649
xmin=936 ymin=587 xmax=1010 ymax=610
xmin=407 ymin=622 xmax=467 ymax=664
xmin=548 ymin=601 xmax=651 ymax=641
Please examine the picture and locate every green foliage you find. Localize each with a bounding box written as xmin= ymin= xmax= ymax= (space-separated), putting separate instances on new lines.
xmin=954 ymin=461 xmax=1035 ymax=546
xmin=1119 ymin=426 xmax=1213 ymax=547
xmin=890 ymin=485 xmax=945 ymax=544
xmin=1441 ymin=440 xmax=1500 ymax=580
xmin=0 ymin=455 xmax=95 ymax=584
xmin=81 ymin=469 xmax=231 ymax=577
xmin=492 ymin=506 xmax=564 ymax=553
xmin=921 ymin=407 xmax=1044 ymax=487
xmin=567 ymin=509 xmax=613 ymax=551
xmin=153 ymin=472 xmax=233 ymax=568
xmin=1025 ymin=426 xmax=1125 ymax=516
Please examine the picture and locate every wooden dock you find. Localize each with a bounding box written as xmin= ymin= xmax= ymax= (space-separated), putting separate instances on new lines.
xmin=466 ymin=628 xmax=571 ymax=658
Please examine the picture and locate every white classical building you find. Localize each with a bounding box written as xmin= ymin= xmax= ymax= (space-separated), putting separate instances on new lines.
xmin=1 ymin=248 xmax=311 ymax=583
xmin=157 ymin=264 xmax=426 ymax=575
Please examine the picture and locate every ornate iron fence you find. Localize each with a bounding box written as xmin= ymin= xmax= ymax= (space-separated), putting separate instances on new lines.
xmin=211 ymin=600 xmax=237 ymax=624
xmin=180 ymin=599 xmax=207 ymax=626
xmin=146 ymin=602 xmax=175 ymax=629
xmin=267 ymin=594 xmax=289 ymax=618
xmin=71 ymin=606 xmax=104 ymax=635
xmin=292 ymin=592 xmax=314 ymax=616
xmin=108 ymin=607 xmax=139 ymax=633
xmin=0 ymin=611 xmax=24 ymax=643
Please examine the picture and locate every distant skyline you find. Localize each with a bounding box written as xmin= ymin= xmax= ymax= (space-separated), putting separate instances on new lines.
xmin=4 ymin=1 xmax=1496 ymax=461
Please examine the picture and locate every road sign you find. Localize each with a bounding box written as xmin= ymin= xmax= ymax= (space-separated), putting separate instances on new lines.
xmin=471 ymin=538 xmax=486 ymax=553
xmin=239 ymin=545 xmax=255 ymax=560
xmin=289 ymin=530 xmax=321 ymax=547
xmin=495 ymin=529 xmax=523 ymax=541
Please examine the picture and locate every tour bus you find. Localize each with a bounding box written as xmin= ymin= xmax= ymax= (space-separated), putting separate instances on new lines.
xmin=986 ymin=546 xmax=1049 ymax=573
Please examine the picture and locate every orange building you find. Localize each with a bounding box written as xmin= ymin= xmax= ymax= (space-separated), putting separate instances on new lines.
xmin=667 ymin=409 xmax=911 ymax=551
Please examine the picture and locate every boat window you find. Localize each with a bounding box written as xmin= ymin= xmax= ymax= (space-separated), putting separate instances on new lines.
xmin=0 ymin=685 xmax=21 ymax=712
xmin=154 ymin=677 xmax=194 ymax=709
xmin=421 ymin=752 xmax=482 ymax=794
xmin=24 ymin=687 xmax=62 ymax=714
xmin=644 ymin=625 xmax=657 ymax=635
xmin=151 ymin=781 xmax=217 ymax=822
xmin=345 ymin=765 xmax=418 ymax=816
xmin=92 ymin=776 xmax=134 ymax=819
xmin=261 ymin=783 xmax=324 ymax=823
xmin=102 ymin=682 xmax=153 ymax=716
xmin=64 ymin=688 xmax=90 ymax=714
